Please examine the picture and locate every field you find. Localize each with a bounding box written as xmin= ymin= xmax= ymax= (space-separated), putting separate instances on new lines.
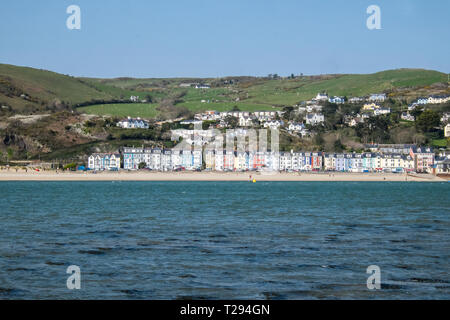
xmin=78 ymin=103 xmax=159 ymax=118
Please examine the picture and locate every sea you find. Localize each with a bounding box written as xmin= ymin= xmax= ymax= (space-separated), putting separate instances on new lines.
xmin=0 ymin=181 xmax=449 ymax=299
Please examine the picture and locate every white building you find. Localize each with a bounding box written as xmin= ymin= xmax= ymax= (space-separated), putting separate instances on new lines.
xmin=117 ymin=117 xmax=150 ymax=129
xmin=441 ymin=113 xmax=450 ymax=124
xmin=374 ymin=107 xmax=391 ymax=116
xmin=239 ymin=116 xmax=254 ymax=127
xmin=401 ymin=112 xmax=415 ymax=121
xmin=263 ymin=120 xmax=284 ymax=129
xmin=88 ymin=153 xmax=121 ymax=171
xmin=445 ymin=124 xmax=450 ymax=138
xmin=368 ymin=93 xmax=387 ymax=102
xmin=305 ymin=113 xmax=325 ymax=125
xmin=288 ymin=122 xmax=305 ymax=132
xmin=349 ymin=97 xmax=364 ymax=104
xmin=195 ymin=84 xmax=211 ymax=89
xmin=328 ymin=96 xmax=345 ymax=104
xmin=314 ymin=93 xmax=329 ymax=101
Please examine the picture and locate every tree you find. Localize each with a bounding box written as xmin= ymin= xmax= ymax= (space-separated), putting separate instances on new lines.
xmin=224 ymin=116 xmax=239 ymax=128
xmin=281 ymin=106 xmax=294 ymax=121
xmin=416 ymin=109 xmax=440 ymax=133
xmin=64 ymin=163 xmax=77 ymax=171
xmin=355 ymin=116 xmax=390 ymax=144
xmin=145 ymin=94 xmax=153 ymax=103
xmin=138 ymin=162 xmax=147 ymax=169
xmin=334 ymin=139 xmax=345 ymax=152
xmin=410 ymin=106 xmax=423 ymax=119
xmin=7 ymin=148 xmax=13 ymax=164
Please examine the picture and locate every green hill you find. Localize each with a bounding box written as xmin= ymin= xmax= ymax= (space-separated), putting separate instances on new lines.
xmin=85 ymin=68 xmax=448 ymax=116
xmin=0 ymin=64 xmax=146 ymax=113
xmin=0 ymin=63 xmax=448 ymax=117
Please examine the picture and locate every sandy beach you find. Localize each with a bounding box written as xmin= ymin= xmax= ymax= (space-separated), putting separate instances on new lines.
xmin=0 ymin=169 xmax=446 ymax=182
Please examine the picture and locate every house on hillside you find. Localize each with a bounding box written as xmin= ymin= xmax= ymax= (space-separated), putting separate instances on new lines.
xmin=401 ymin=112 xmax=415 ymax=121
xmin=368 ymin=93 xmax=386 ymax=102
xmin=238 ymin=116 xmax=254 ymax=127
xmin=445 ymin=124 xmax=450 ymax=138
xmin=374 ymin=107 xmax=390 ymax=116
xmin=195 ymin=84 xmax=211 ymax=89
xmin=415 ymin=97 xmax=428 ymax=105
xmin=362 ymin=103 xmax=381 ymax=111
xmin=314 ymin=93 xmax=329 ymax=101
xmin=117 ymin=117 xmax=150 ymax=129
xmin=349 ymin=97 xmax=365 ymax=104
xmin=328 ymin=96 xmax=345 ymax=104
xmin=263 ymin=120 xmax=284 ymax=129
xmin=428 ymin=95 xmax=450 ymax=104
xmin=305 ymin=113 xmax=324 ymax=125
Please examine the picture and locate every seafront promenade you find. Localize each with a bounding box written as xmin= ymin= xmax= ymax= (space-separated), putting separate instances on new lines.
xmin=0 ymin=170 xmax=446 ymax=182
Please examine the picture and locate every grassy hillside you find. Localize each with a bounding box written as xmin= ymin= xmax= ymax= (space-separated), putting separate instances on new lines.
xmin=85 ymin=68 xmax=448 ymax=116
xmin=0 ymin=64 xmax=448 ymax=117
xmin=0 ymin=64 xmax=148 ymax=113
xmin=78 ymin=103 xmax=159 ymax=118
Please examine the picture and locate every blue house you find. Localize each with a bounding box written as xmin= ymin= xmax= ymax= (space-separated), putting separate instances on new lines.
xmin=328 ymin=96 xmax=345 ymax=104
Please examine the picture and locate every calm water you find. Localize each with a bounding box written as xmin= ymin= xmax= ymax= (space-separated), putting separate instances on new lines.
xmin=0 ymin=181 xmax=449 ymax=299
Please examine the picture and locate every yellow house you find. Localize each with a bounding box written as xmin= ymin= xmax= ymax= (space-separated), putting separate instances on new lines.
xmin=445 ymin=124 xmax=450 ymax=138
xmin=363 ymin=103 xmax=381 ymax=111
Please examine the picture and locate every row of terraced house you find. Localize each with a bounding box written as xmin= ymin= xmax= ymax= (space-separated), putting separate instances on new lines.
xmin=88 ymin=146 xmax=437 ymax=173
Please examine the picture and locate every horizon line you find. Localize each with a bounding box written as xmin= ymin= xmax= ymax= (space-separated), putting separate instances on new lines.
xmin=2 ymin=62 xmax=449 ymax=80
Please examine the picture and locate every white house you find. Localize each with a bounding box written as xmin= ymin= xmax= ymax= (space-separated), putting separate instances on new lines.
xmin=349 ymin=97 xmax=365 ymax=104
xmin=368 ymin=93 xmax=386 ymax=102
xmin=328 ymin=96 xmax=345 ymax=104
xmin=415 ymin=97 xmax=428 ymax=105
xmin=314 ymin=93 xmax=329 ymax=101
xmin=428 ymin=95 xmax=450 ymax=104
xmin=346 ymin=115 xmax=365 ymax=127
xmin=195 ymin=84 xmax=211 ymax=89
xmin=440 ymin=113 xmax=450 ymax=124
xmin=239 ymin=116 xmax=254 ymax=127
xmin=305 ymin=113 xmax=325 ymax=125
xmin=401 ymin=112 xmax=415 ymax=121
xmin=263 ymin=120 xmax=284 ymax=129
xmin=288 ymin=122 xmax=305 ymax=132
xmin=88 ymin=153 xmax=121 ymax=171
xmin=117 ymin=117 xmax=150 ymax=129
xmin=374 ymin=107 xmax=391 ymax=116
xmin=306 ymin=104 xmax=323 ymax=113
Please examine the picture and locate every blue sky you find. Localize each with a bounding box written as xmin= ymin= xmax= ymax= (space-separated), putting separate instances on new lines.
xmin=0 ymin=0 xmax=449 ymax=78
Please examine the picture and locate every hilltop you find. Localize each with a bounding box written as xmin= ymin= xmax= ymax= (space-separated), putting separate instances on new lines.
xmin=0 ymin=63 xmax=448 ymax=118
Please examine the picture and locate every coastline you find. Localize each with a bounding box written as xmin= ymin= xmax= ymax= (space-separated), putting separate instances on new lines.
xmin=0 ymin=170 xmax=446 ymax=182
